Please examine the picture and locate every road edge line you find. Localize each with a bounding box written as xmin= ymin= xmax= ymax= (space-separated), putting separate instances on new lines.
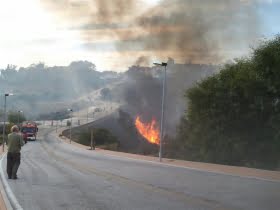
xmin=0 ymin=153 xmax=23 ymax=210
xmin=99 ymin=152 xmax=280 ymax=183
xmin=0 ymin=152 xmax=13 ymax=210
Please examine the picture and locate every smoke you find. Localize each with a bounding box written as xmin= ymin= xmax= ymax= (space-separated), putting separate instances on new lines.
xmin=134 ymin=56 xmax=151 ymax=66
xmin=41 ymin=0 xmax=139 ymax=25
xmin=122 ymin=66 xmax=162 ymax=121
xmin=41 ymin=0 xmax=260 ymax=64
xmin=118 ymin=61 xmax=217 ymax=135
xmin=93 ymin=0 xmax=137 ymax=23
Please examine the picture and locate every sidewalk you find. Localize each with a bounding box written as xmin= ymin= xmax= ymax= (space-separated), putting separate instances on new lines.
xmin=58 ymin=133 xmax=280 ymax=182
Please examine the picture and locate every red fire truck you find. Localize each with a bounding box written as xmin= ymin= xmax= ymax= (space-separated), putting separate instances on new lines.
xmin=21 ymin=121 xmax=38 ymax=143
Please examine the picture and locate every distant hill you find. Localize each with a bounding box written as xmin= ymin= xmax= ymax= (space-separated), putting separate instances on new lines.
xmin=0 ymin=61 xmax=121 ymax=118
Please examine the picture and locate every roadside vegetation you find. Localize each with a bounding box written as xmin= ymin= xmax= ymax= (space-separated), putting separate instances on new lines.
xmin=8 ymin=111 xmax=26 ymax=124
xmin=0 ymin=123 xmax=15 ymax=145
xmin=0 ymin=111 xmax=25 ymax=145
xmin=37 ymin=111 xmax=71 ymax=121
xmin=166 ymin=35 xmax=280 ymax=170
xmin=78 ymin=128 xmax=120 ymax=151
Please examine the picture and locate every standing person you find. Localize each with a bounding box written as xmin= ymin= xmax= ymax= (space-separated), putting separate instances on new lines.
xmin=6 ymin=125 xmax=24 ymax=179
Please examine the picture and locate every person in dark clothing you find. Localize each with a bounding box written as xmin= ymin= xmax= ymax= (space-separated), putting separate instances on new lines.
xmin=6 ymin=125 xmax=24 ymax=179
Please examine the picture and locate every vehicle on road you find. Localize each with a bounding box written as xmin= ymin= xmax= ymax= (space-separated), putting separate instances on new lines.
xmin=21 ymin=121 xmax=38 ymax=143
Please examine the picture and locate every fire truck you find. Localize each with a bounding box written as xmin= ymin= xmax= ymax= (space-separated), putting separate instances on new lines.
xmin=21 ymin=121 xmax=38 ymax=143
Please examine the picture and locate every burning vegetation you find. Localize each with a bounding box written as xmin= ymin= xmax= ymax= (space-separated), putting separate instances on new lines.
xmin=135 ymin=116 xmax=160 ymax=145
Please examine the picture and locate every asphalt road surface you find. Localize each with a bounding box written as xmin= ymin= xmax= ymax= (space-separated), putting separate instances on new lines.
xmin=2 ymin=128 xmax=280 ymax=210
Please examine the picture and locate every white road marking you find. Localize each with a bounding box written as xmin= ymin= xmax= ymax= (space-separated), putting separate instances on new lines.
xmin=0 ymin=153 xmax=24 ymax=210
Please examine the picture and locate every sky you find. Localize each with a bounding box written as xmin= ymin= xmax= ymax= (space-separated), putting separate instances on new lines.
xmin=0 ymin=0 xmax=279 ymax=72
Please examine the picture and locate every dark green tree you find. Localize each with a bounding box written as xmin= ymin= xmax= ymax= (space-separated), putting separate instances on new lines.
xmin=176 ymin=35 xmax=280 ymax=169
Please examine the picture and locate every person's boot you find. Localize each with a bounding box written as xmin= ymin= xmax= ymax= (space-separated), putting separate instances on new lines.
xmin=12 ymin=174 xmax=18 ymax=179
xmin=7 ymin=172 xmax=12 ymax=179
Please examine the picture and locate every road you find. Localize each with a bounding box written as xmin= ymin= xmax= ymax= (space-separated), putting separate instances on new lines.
xmin=1 ymin=128 xmax=280 ymax=210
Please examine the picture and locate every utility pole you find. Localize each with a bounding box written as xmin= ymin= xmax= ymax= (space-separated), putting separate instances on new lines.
xmin=67 ymin=109 xmax=73 ymax=144
xmin=55 ymin=112 xmax=58 ymax=133
xmin=2 ymin=95 xmax=7 ymax=152
xmin=70 ymin=116 xmax=72 ymax=144
xmin=153 ymin=62 xmax=167 ymax=162
xmin=90 ymin=128 xmax=95 ymax=150
xmin=17 ymin=110 xmax=23 ymax=132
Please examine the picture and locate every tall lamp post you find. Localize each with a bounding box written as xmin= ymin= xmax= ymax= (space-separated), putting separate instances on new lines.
xmin=2 ymin=93 xmax=14 ymax=152
xmin=153 ymin=62 xmax=167 ymax=162
xmin=67 ymin=109 xmax=73 ymax=144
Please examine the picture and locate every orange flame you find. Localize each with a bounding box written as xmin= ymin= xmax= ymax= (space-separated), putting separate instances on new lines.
xmin=135 ymin=116 xmax=160 ymax=145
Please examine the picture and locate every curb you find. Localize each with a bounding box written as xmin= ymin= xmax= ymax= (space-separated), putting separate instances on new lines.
xmin=55 ymin=128 xmax=280 ymax=183
xmin=0 ymin=153 xmax=23 ymax=210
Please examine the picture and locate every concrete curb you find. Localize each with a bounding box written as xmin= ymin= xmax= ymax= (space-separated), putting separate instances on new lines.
xmin=0 ymin=153 xmax=23 ymax=210
xmin=55 ymin=128 xmax=280 ymax=183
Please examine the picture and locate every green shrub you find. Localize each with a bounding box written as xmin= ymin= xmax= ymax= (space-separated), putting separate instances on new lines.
xmin=78 ymin=128 xmax=119 ymax=150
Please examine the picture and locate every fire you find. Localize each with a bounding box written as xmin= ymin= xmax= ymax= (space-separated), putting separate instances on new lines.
xmin=135 ymin=116 xmax=160 ymax=145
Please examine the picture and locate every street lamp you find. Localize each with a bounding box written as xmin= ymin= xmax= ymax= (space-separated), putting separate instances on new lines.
xmin=67 ymin=109 xmax=73 ymax=143
xmin=2 ymin=93 xmax=14 ymax=152
xmin=17 ymin=110 xmax=23 ymax=125
xmin=55 ymin=112 xmax=59 ymax=133
xmin=153 ymin=62 xmax=167 ymax=162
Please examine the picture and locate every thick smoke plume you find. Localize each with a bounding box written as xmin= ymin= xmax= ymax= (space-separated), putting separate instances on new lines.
xmin=133 ymin=0 xmax=259 ymax=63
xmin=42 ymin=0 xmax=260 ymax=64
xmin=93 ymin=0 xmax=137 ymax=23
xmin=135 ymin=56 xmax=151 ymax=66
xmin=122 ymin=66 xmax=162 ymax=121
xmin=119 ymin=61 xmax=217 ymax=135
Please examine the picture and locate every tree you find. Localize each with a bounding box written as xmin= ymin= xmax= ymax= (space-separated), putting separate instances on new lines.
xmin=100 ymin=88 xmax=112 ymax=100
xmin=8 ymin=111 xmax=26 ymax=124
xmin=38 ymin=111 xmax=70 ymax=121
xmin=176 ymin=35 xmax=280 ymax=169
